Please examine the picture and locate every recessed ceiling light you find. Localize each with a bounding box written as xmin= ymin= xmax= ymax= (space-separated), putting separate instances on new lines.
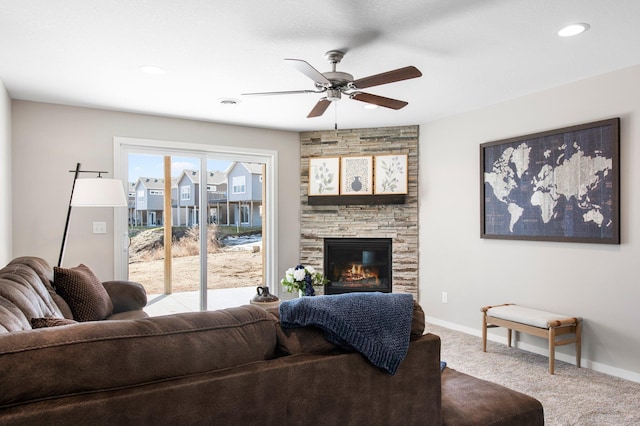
xmin=558 ymin=23 xmax=590 ymax=37
xmin=364 ymin=104 xmax=378 ymax=110
xmin=139 ymin=65 xmax=166 ymax=75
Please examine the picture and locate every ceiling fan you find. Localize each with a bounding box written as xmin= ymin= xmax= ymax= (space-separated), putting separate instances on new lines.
xmin=242 ymin=50 xmax=422 ymax=118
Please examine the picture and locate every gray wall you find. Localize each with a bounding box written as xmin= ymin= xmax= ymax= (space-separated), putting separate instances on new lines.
xmin=11 ymin=101 xmax=300 ymax=283
xmin=419 ymin=65 xmax=640 ymax=381
xmin=0 ymin=80 xmax=10 ymax=265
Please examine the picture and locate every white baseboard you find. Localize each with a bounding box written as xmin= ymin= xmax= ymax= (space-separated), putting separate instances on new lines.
xmin=425 ymin=316 xmax=640 ymax=384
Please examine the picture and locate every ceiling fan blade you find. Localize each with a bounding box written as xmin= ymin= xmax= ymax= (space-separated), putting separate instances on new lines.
xmin=307 ymin=99 xmax=332 ymax=118
xmin=351 ymin=66 xmax=422 ymax=89
xmin=285 ymin=59 xmax=332 ymax=86
xmin=350 ymin=92 xmax=408 ymax=110
xmin=242 ymin=89 xmax=322 ymax=96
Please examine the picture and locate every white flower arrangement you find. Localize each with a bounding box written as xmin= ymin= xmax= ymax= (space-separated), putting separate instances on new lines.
xmin=281 ymin=264 xmax=328 ymax=296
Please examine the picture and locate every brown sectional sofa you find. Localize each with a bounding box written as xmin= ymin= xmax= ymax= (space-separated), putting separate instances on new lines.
xmin=0 ymin=257 xmax=543 ymax=425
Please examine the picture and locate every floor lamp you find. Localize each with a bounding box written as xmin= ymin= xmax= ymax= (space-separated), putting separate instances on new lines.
xmin=58 ymin=163 xmax=128 ymax=267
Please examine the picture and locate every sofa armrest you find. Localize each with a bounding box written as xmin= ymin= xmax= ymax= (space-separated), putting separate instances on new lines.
xmin=102 ymin=280 xmax=147 ymax=313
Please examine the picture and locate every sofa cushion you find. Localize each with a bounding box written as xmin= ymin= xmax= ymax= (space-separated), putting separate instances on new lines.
xmin=441 ymin=367 xmax=544 ymax=425
xmin=0 ymin=259 xmax=70 ymax=333
xmin=0 ymin=305 xmax=277 ymax=408
xmin=54 ymin=264 xmax=113 ymax=321
xmin=30 ymin=317 xmax=78 ymax=328
xmin=6 ymin=256 xmax=73 ymax=319
xmin=410 ymin=299 xmax=426 ymax=338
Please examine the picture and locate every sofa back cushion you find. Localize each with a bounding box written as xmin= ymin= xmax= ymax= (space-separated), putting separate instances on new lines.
xmin=0 ymin=257 xmax=70 ymax=333
xmin=0 ymin=305 xmax=277 ymax=407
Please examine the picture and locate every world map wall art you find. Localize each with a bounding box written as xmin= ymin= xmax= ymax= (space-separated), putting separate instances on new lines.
xmin=480 ymin=118 xmax=620 ymax=244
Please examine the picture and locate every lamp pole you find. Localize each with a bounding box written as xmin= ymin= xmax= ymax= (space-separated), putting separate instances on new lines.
xmin=58 ymin=163 xmax=82 ymax=267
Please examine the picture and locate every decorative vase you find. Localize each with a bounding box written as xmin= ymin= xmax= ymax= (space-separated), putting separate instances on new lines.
xmin=351 ymin=176 xmax=362 ymax=192
xmin=250 ymin=286 xmax=280 ymax=310
xmin=252 ymin=286 xmax=279 ymax=303
xmin=298 ymin=284 xmax=315 ymax=297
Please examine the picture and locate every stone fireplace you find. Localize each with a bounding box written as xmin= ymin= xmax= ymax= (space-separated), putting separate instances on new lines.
xmin=299 ymin=126 xmax=419 ymax=298
xmin=324 ymin=238 xmax=392 ymax=295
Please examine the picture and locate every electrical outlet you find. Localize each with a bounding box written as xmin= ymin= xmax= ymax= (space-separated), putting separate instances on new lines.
xmin=442 ymin=292 xmax=448 ymax=304
xmin=93 ymin=222 xmax=107 ymax=234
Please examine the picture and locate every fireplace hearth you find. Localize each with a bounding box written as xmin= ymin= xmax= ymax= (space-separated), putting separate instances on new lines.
xmin=324 ymin=238 xmax=392 ymax=295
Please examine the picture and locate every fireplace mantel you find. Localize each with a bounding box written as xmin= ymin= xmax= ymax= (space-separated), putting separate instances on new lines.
xmin=307 ymin=194 xmax=406 ymax=206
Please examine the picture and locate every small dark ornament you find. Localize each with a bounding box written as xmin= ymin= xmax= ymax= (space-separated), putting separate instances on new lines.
xmin=252 ymin=286 xmax=279 ymax=303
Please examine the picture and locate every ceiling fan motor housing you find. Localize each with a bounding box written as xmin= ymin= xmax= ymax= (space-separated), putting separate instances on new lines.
xmin=322 ymin=71 xmax=354 ymax=86
xmin=326 ymin=89 xmax=341 ymax=101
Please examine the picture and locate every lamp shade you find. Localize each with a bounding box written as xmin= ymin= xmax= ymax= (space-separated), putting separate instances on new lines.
xmin=71 ymin=178 xmax=128 ymax=207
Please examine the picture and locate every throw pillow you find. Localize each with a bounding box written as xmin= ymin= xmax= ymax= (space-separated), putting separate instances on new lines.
xmin=54 ymin=264 xmax=113 ymax=321
xmin=31 ymin=317 xmax=78 ymax=328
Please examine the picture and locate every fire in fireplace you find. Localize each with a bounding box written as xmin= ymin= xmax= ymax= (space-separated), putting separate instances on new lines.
xmin=324 ymin=238 xmax=392 ymax=295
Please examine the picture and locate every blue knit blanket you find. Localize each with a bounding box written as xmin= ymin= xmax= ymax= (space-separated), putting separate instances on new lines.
xmin=279 ymin=292 xmax=414 ymax=375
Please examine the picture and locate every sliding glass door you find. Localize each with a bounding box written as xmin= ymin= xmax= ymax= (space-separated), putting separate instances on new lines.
xmin=114 ymin=137 xmax=277 ymax=315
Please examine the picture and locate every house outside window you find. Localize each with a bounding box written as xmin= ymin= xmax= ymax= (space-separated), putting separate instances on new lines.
xmin=232 ymin=176 xmax=246 ymax=194
xmin=150 ymin=190 xmax=163 ymax=195
xmin=181 ymin=186 xmax=190 ymax=201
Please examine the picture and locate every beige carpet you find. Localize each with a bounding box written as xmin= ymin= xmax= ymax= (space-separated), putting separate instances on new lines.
xmin=428 ymin=323 xmax=640 ymax=425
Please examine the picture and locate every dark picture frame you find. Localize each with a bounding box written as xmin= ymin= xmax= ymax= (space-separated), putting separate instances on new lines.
xmin=480 ymin=118 xmax=620 ymax=244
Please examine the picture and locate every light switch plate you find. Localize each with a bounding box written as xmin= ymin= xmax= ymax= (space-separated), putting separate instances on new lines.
xmin=93 ymin=222 xmax=107 ymax=234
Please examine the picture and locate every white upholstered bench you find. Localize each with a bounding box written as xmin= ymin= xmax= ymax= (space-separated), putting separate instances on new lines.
xmin=481 ymin=303 xmax=582 ymax=374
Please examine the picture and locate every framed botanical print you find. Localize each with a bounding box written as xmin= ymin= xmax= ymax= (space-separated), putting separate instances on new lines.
xmin=374 ymin=154 xmax=408 ymax=194
xmin=340 ymin=156 xmax=373 ymax=195
xmin=308 ymin=157 xmax=340 ymax=196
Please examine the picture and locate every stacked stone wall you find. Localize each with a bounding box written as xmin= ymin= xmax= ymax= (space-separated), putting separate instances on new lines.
xmin=299 ymin=125 xmax=419 ymax=298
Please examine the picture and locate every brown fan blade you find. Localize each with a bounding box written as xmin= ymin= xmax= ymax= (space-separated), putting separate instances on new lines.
xmin=350 ymin=92 xmax=408 ymax=110
xmin=242 ymin=89 xmax=322 ymax=96
xmin=351 ymin=66 xmax=422 ymax=89
xmin=307 ymin=99 xmax=332 ymax=118
xmin=285 ymin=59 xmax=332 ymax=86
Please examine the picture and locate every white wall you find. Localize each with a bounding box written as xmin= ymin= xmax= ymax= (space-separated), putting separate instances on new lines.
xmin=0 ymin=79 xmax=11 ymax=265
xmin=11 ymin=101 xmax=301 ymax=284
xmin=419 ymin=65 xmax=640 ymax=381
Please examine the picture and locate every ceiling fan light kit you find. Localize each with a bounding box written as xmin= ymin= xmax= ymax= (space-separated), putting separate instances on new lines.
xmin=242 ymin=50 xmax=422 ymax=118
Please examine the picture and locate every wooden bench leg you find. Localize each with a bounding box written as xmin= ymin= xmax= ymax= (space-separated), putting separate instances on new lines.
xmin=576 ymin=320 xmax=582 ymax=368
xmin=549 ymin=327 xmax=556 ymax=374
xmin=507 ymin=328 xmax=512 ymax=347
xmin=482 ymin=312 xmax=488 ymax=352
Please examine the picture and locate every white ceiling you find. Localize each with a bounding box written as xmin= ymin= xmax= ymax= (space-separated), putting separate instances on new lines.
xmin=1 ymin=0 xmax=639 ymax=132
